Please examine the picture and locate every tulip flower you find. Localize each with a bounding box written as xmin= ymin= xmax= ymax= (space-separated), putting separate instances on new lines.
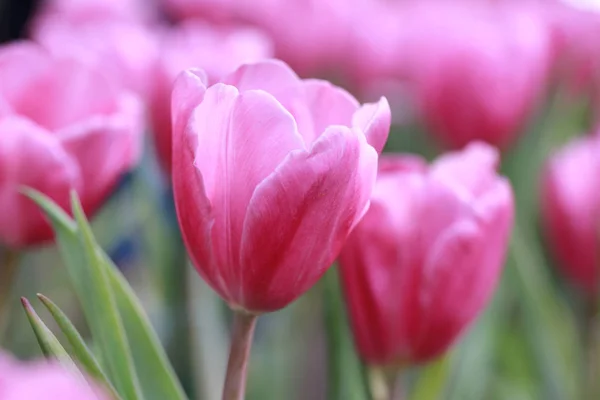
xmin=149 ymin=21 xmax=272 ymax=173
xmin=0 ymin=42 xmax=143 ymax=248
xmin=541 ymin=134 xmax=600 ymax=295
xmin=398 ymin=3 xmax=552 ymax=149
xmin=0 ymin=353 xmax=109 ymax=399
xmin=338 ymin=143 xmax=514 ymax=366
xmin=171 ymin=59 xmax=389 ymax=398
xmin=31 ymin=11 xmax=159 ymax=97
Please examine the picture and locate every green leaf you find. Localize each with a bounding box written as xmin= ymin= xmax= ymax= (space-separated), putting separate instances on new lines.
xmin=21 ymin=297 xmax=78 ymax=370
xmin=410 ymin=354 xmax=451 ymax=400
xmin=103 ymin=253 xmax=188 ymax=400
xmin=36 ymin=293 xmax=117 ymax=397
xmin=24 ymin=188 xmax=187 ymax=400
xmin=69 ymin=192 xmax=143 ymax=400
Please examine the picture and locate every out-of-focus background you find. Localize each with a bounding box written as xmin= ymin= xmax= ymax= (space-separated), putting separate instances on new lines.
xmin=0 ymin=0 xmax=599 ymax=399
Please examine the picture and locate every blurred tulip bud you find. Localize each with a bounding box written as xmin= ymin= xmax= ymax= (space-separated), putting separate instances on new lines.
xmin=398 ymin=3 xmax=552 ymax=150
xmin=541 ymin=134 xmax=600 ymax=295
xmin=0 ymin=353 xmax=109 ymax=400
xmin=0 ymin=42 xmax=143 ymax=248
xmin=338 ymin=143 xmax=514 ymax=365
xmin=149 ymin=21 xmax=273 ymax=174
xmin=171 ymin=59 xmax=390 ymax=313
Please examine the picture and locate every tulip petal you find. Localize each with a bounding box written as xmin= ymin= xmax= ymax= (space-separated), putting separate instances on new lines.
xmin=293 ymin=80 xmax=359 ymax=145
xmin=191 ymin=84 xmax=305 ymax=290
xmin=238 ymin=125 xmax=377 ymax=312
xmin=0 ymin=117 xmax=80 ymax=247
xmin=414 ymin=218 xmax=486 ymax=361
xmin=58 ymin=94 xmax=143 ymax=215
xmin=430 ymin=142 xmax=500 ymax=199
xmin=221 ymin=59 xmax=300 ymax=95
xmin=352 ymin=97 xmax=391 ymax=153
xmin=0 ymin=42 xmax=50 ymax=105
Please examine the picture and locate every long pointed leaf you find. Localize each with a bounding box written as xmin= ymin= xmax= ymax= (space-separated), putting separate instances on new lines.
xmin=24 ymin=188 xmax=187 ymax=400
xmin=70 ymin=192 xmax=143 ymax=400
xmin=36 ymin=293 xmax=117 ymax=397
xmin=21 ymin=297 xmax=77 ymax=369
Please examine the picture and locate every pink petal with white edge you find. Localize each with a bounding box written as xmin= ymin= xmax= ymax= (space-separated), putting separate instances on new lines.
xmin=0 ymin=117 xmax=80 ymax=247
xmin=0 ymin=42 xmax=50 ymax=105
xmin=238 ymin=125 xmax=377 ymax=312
xmin=352 ymin=97 xmax=391 ymax=154
xmin=192 ymin=84 xmax=304 ymax=287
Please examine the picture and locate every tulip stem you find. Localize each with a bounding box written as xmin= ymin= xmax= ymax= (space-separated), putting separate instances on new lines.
xmin=222 ymin=311 xmax=257 ymax=400
xmin=0 ymin=249 xmax=19 ymax=341
xmin=367 ymin=367 xmax=391 ymax=400
xmin=585 ymin=302 xmax=600 ymax=400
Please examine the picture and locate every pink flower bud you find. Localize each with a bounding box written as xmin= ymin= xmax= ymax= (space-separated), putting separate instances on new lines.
xmin=541 ymin=134 xmax=600 ymax=295
xmin=0 ymin=42 xmax=143 ymax=248
xmin=171 ymin=59 xmax=390 ymax=313
xmin=338 ymin=143 xmax=514 ymax=365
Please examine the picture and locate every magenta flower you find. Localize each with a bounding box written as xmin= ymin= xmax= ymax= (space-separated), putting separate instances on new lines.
xmin=0 ymin=42 xmax=143 ymax=248
xmin=338 ymin=143 xmax=514 ymax=365
xmin=171 ymin=59 xmax=390 ymax=313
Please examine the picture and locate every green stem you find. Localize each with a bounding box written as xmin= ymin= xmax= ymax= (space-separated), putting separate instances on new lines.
xmin=222 ymin=311 xmax=257 ymax=400
xmin=585 ymin=303 xmax=600 ymax=400
xmin=0 ymin=250 xmax=20 ymax=341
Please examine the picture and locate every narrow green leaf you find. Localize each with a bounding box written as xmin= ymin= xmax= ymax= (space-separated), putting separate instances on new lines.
xmin=36 ymin=293 xmax=117 ymax=398
xmin=24 ymin=189 xmax=188 ymax=400
xmin=104 ymin=253 xmax=188 ymax=400
xmin=70 ymin=192 xmax=143 ymax=400
xmin=410 ymin=354 xmax=451 ymax=400
xmin=21 ymin=297 xmax=77 ymax=369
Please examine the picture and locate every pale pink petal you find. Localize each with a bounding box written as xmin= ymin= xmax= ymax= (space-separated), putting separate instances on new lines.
xmin=58 ymin=93 xmax=143 ymax=215
xmin=430 ymin=142 xmax=500 ymax=199
xmin=0 ymin=42 xmax=50 ymax=105
xmin=352 ymin=97 xmax=391 ymax=154
xmin=191 ymin=84 xmax=304 ymax=291
xmin=291 ymin=79 xmax=359 ymax=144
xmin=10 ymin=58 xmax=119 ymax=131
xmin=220 ymin=59 xmax=300 ymax=96
xmin=238 ymin=125 xmax=376 ymax=312
xmin=0 ymin=117 xmax=80 ymax=247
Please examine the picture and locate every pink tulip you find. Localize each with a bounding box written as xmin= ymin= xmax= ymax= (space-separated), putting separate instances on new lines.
xmin=338 ymin=143 xmax=514 ymax=365
xmin=0 ymin=353 xmax=109 ymax=400
xmin=172 ymin=59 xmax=390 ymax=313
xmin=149 ymin=21 xmax=272 ymax=173
xmin=541 ymin=134 xmax=600 ymax=295
xmin=395 ymin=3 xmax=552 ymax=149
xmin=31 ymin=11 xmax=159 ymax=97
xmin=0 ymin=42 xmax=143 ymax=248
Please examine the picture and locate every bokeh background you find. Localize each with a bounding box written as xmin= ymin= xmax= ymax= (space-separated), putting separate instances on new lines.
xmin=0 ymin=0 xmax=599 ymax=399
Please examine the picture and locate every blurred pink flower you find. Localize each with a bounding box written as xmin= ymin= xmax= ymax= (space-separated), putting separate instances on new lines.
xmin=541 ymin=134 xmax=600 ymax=295
xmin=32 ymin=0 xmax=157 ymax=25
xmin=338 ymin=143 xmax=514 ymax=365
xmin=361 ymin=3 xmax=552 ymax=150
xmin=0 ymin=42 xmax=143 ymax=248
xmin=0 ymin=353 xmax=109 ymax=400
xmin=31 ymin=10 xmax=159 ymax=97
xmin=171 ymin=60 xmax=390 ymax=313
xmin=149 ymin=21 xmax=272 ymax=173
